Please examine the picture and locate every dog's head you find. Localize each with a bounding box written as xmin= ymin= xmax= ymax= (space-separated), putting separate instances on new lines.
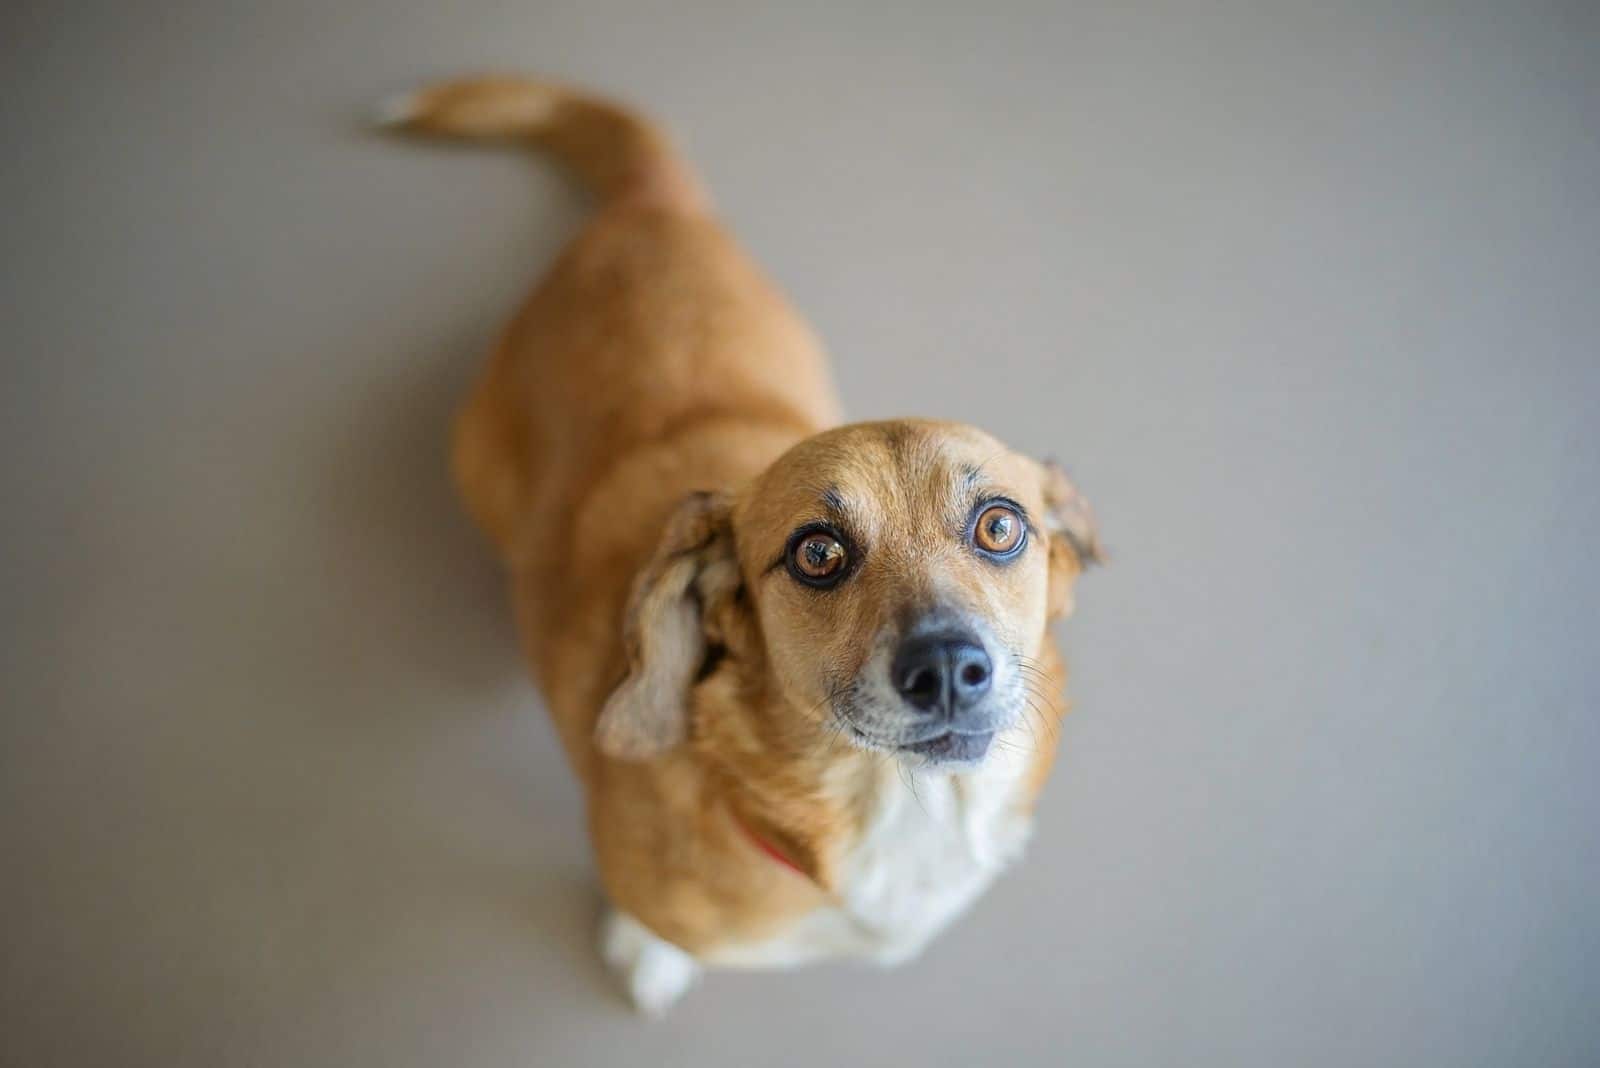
xmin=596 ymin=420 xmax=1100 ymax=768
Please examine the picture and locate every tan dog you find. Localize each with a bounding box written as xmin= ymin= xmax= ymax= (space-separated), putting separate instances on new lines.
xmin=384 ymin=75 xmax=1101 ymax=1014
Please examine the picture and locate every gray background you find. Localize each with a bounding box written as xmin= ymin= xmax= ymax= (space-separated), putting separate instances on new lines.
xmin=3 ymin=2 xmax=1597 ymax=1066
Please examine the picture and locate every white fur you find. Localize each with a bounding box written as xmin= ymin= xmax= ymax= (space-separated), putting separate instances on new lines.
xmin=702 ymin=735 xmax=1035 ymax=970
xmin=841 ymin=737 xmax=1035 ymax=963
xmin=600 ymin=909 xmax=701 ymax=1016
xmin=371 ymin=91 xmax=420 ymax=127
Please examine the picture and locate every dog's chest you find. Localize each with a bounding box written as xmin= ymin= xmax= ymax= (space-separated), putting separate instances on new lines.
xmin=834 ymin=750 xmax=1034 ymax=962
xmin=703 ymin=747 xmax=1035 ymax=970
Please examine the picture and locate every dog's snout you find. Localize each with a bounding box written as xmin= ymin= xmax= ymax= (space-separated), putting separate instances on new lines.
xmin=892 ymin=633 xmax=992 ymax=715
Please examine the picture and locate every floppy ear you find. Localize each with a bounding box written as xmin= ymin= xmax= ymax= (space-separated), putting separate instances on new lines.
xmin=1037 ymin=460 xmax=1104 ymax=619
xmin=595 ymin=491 xmax=742 ymax=761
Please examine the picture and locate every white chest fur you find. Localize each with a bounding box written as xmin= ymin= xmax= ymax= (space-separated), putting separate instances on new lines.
xmin=839 ymin=742 xmax=1035 ymax=963
xmin=706 ymin=742 xmax=1036 ymax=970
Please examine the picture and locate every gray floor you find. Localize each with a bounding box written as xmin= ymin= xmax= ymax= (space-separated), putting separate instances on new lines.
xmin=4 ymin=3 xmax=1598 ymax=1066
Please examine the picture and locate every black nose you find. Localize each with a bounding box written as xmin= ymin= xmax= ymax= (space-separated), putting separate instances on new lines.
xmin=892 ymin=633 xmax=993 ymax=715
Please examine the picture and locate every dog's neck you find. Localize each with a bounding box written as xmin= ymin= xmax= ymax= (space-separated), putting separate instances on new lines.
xmin=690 ymin=668 xmax=1036 ymax=891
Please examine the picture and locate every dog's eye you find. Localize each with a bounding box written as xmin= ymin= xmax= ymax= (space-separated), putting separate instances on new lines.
xmin=973 ymin=504 xmax=1024 ymax=556
xmin=791 ymin=532 xmax=847 ymax=584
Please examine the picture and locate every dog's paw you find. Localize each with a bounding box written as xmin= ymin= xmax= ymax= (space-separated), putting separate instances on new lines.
xmin=599 ymin=909 xmax=701 ymax=1016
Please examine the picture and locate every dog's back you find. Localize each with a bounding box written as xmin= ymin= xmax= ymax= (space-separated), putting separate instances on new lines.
xmin=384 ymin=77 xmax=840 ymax=773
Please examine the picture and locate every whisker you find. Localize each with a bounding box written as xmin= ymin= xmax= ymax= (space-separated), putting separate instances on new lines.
xmin=1021 ymin=691 xmax=1062 ymax=744
xmin=901 ymin=760 xmax=928 ymax=815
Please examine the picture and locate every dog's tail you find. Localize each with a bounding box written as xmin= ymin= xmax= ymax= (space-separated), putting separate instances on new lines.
xmin=377 ymin=75 xmax=706 ymax=211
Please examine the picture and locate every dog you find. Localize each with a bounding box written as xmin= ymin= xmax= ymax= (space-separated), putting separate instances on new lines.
xmin=382 ymin=75 xmax=1101 ymax=1014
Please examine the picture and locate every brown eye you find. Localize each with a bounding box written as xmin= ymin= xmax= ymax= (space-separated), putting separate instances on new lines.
xmin=973 ymin=504 xmax=1024 ymax=556
xmin=791 ymin=531 xmax=848 ymax=584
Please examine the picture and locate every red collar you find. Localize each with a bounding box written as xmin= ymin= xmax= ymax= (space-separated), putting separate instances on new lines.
xmin=729 ymin=806 xmax=808 ymax=879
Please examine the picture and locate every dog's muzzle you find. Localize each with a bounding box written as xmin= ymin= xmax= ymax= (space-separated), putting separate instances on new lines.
xmin=888 ymin=625 xmax=1000 ymax=763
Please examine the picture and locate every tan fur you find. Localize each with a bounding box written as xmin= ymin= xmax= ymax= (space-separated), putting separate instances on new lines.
xmin=389 ymin=76 xmax=1096 ymax=956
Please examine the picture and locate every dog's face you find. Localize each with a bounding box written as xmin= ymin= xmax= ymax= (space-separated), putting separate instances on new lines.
xmin=595 ymin=420 xmax=1099 ymax=768
xmin=735 ymin=421 xmax=1096 ymax=765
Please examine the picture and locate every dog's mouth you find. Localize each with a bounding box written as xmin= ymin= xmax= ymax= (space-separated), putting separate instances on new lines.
xmin=840 ymin=715 xmax=1001 ymax=767
xmin=902 ymin=729 xmax=995 ymax=765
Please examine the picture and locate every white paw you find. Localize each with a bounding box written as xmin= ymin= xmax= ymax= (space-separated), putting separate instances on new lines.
xmin=599 ymin=909 xmax=701 ymax=1017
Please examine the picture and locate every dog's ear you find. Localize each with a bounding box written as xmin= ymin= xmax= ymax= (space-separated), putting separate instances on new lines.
xmin=1036 ymin=460 xmax=1103 ymax=619
xmin=595 ymin=491 xmax=742 ymax=761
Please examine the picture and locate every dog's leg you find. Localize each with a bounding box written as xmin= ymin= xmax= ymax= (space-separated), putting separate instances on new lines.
xmin=598 ymin=909 xmax=701 ymax=1016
